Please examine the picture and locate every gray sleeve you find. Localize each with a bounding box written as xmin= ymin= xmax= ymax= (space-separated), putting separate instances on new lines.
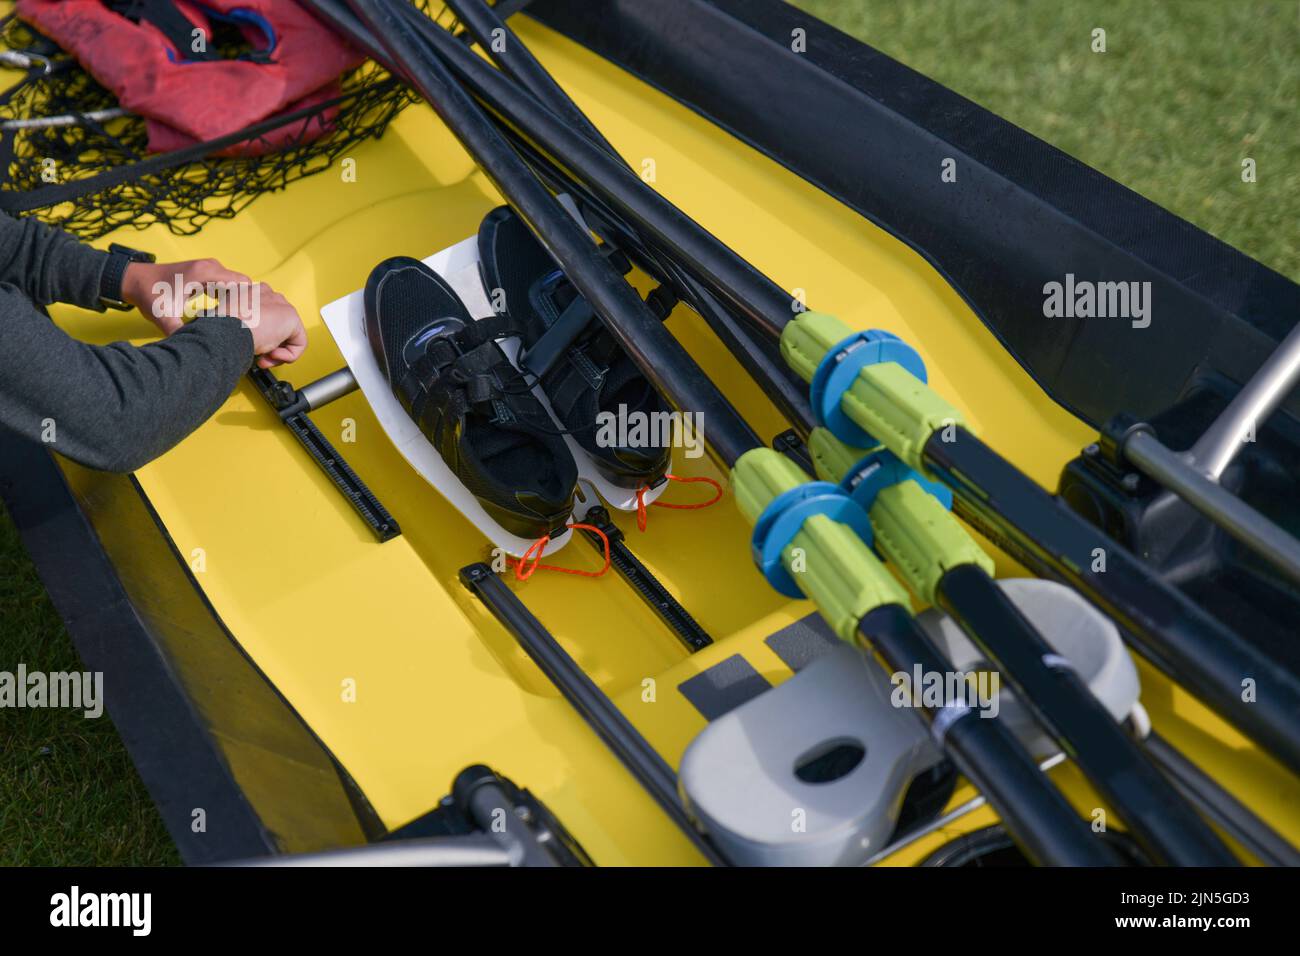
xmin=0 ymin=285 xmax=254 ymax=473
xmin=0 ymin=211 xmax=111 ymax=309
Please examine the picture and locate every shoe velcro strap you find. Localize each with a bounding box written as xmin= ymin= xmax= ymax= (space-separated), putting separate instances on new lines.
xmin=546 ymin=326 xmax=626 ymax=420
xmin=465 ymin=373 xmax=497 ymax=407
xmin=567 ymin=345 xmax=607 ymax=391
xmin=455 ymin=340 xmax=507 ymax=377
xmin=396 ymin=341 xmax=455 ymax=414
xmin=425 ymin=337 xmax=458 ymax=368
xmin=458 ymin=314 xmax=515 ymax=347
xmin=521 ymin=296 xmax=595 ymax=378
xmin=397 ymin=320 xmax=525 ymax=442
xmin=545 ymin=357 xmax=598 ymax=423
xmin=450 ymin=343 xmax=518 ymax=421
xmin=529 ymin=271 xmax=567 ymax=327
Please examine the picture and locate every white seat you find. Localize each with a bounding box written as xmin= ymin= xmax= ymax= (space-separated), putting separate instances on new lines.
xmin=678 ymin=643 xmax=942 ymax=867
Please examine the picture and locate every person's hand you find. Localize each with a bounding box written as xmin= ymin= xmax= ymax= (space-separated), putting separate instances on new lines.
xmin=122 ymin=257 xmax=251 ymax=335
xmin=121 ymin=258 xmax=307 ymax=368
xmin=244 ymin=283 xmax=308 ymax=369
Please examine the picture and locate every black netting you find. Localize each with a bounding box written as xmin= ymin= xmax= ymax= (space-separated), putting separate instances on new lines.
xmin=0 ymin=5 xmax=456 ymax=240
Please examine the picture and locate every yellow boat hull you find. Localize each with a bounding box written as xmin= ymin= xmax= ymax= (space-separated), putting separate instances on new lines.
xmin=15 ymin=11 xmax=1297 ymax=864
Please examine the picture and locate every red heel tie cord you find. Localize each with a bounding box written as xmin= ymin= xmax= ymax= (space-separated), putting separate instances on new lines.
xmin=635 ymin=473 xmax=724 ymax=532
xmin=510 ymin=473 xmax=723 ymax=579
xmin=509 ymin=522 xmax=611 ymax=580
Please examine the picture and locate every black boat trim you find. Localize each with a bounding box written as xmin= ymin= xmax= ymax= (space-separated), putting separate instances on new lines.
xmin=528 ymin=0 xmax=1300 ymax=432
xmin=0 ymin=433 xmax=385 ymax=863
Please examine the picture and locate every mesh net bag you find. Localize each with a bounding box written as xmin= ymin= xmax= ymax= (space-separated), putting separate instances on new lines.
xmin=0 ymin=5 xmax=444 ymax=239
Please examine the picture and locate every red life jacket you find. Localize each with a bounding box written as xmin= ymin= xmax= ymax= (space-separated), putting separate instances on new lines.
xmin=16 ymin=0 xmax=363 ymax=155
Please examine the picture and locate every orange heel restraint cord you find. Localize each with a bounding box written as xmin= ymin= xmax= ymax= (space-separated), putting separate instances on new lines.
xmin=509 ymin=522 xmax=611 ymax=580
xmin=634 ymin=473 xmax=724 ymax=532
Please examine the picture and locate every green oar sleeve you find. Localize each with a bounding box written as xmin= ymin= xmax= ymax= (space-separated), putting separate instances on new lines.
xmin=780 ymin=311 xmax=966 ymax=473
xmin=807 ymin=427 xmax=994 ymax=605
xmin=731 ymin=448 xmax=911 ymax=640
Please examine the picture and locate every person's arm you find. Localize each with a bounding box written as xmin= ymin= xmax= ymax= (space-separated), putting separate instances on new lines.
xmin=0 ymin=213 xmax=308 ymax=369
xmin=0 ymin=285 xmax=254 ymax=472
xmin=0 ymin=211 xmax=309 ymax=470
xmin=0 ymin=211 xmax=110 ymax=309
xmin=118 ymin=259 xmax=306 ymax=369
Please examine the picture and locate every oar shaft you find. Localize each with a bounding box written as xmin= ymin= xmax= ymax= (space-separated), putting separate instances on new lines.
xmin=859 ymin=604 xmax=1119 ymax=867
xmin=388 ymin=0 xmax=795 ymax=332
xmin=924 ymin=427 xmax=1300 ymax=778
xmin=936 ymin=564 xmax=1238 ymax=866
xmin=343 ymin=0 xmax=762 ymax=468
xmin=443 ymin=0 xmax=622 ymax=159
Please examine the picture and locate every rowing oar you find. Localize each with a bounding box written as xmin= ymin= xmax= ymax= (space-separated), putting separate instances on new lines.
xmin=361 ymin=0 xmax=1300 ymax=781
xmin=306 ymin=0 xmax=815 ymax=437
xmin=438 ymin=0 xmax=816 ymax=437
xmin=422 ymin=0 xmax=1238 ymax=866
xmin=325 ymin=0 xmax=761 ymax=466
xmin=727 ymin=448 xmax=1119 ymax=865
xmin=805 ymin=427 xmax=1236 ymax=865
xmin=325 ymin=0 xmax=1119 ymax=866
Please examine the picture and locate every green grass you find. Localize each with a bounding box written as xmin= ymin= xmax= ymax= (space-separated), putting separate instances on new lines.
xmin=2 ymin=1 xmax=1296 ymax=867
xmin=0 ymin=505 xmax=178 ymax=866
xmin=795 ymin=0 xmax=1300 ymax=282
